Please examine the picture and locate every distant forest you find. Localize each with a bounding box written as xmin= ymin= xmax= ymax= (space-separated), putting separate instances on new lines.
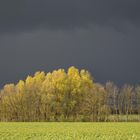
xmin=0 ymin=66 xmax=140 ymax=122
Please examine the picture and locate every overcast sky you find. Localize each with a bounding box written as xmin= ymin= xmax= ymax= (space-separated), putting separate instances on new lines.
xmin=0 ymin=0 xmax=140 ymax=87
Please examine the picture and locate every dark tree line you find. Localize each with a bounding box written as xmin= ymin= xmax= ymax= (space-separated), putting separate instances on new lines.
xmin=105 ymin=81 xmax=140 ymax=121
xmin=0 ymin=67 xmax=139 ymax=122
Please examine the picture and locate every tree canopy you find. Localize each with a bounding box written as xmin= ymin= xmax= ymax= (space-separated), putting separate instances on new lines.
xmin=0 ymin=66 xmax=139 ymax=122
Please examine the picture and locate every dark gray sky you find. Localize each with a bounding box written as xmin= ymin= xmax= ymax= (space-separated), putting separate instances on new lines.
xmin=0 ymin=0 xmax=140 ymax=87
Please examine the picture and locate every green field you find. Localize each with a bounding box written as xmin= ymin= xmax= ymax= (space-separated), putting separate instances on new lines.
xmin=0 ymin=123 xmax=139 ymax=140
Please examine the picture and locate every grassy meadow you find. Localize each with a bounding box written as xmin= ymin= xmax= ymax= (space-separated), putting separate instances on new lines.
xmin=0 ymin=122 xmax=139 ymax=140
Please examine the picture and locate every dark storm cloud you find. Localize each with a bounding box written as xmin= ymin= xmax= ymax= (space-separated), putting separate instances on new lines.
xmin=0 ymin=27 xmax=140 ymax=86
xmin=0 ymin=0 xmax=140 ymax=87
xmin=0 ymin=0 xmax=140 ymax=32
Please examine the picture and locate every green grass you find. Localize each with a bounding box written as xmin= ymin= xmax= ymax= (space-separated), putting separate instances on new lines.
xmin=108 ymin=115 xmax=140 ymax=122
xmin=0 ymin=123 xmax=139 ymax=140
